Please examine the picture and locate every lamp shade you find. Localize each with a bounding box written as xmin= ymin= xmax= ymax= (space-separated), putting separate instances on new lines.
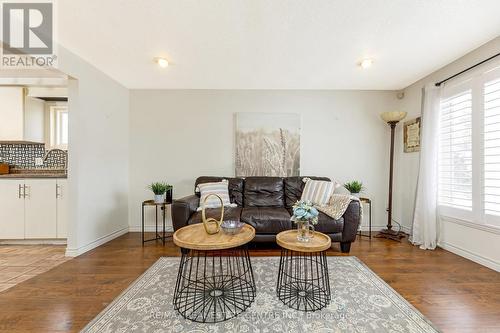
xmin=380 ymin=111 xmax=407 ymax=123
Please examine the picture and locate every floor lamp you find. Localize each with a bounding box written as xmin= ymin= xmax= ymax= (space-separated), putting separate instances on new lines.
xmin=376 ymin=111 xmax=407 ymax=241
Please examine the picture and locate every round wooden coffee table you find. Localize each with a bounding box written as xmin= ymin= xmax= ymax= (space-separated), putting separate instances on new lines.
xmin=173 ymin=223 xmax=256 ymax=323
xmin=276 ymin=230 xmax=331 ymax=311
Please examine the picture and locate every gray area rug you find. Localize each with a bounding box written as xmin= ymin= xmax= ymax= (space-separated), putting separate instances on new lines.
xmin=82 ymin=257 xmax=440 ymax=332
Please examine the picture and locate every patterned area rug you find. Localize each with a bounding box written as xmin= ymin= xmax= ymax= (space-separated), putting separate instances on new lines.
xmin=82 ymin=257 xmax=440 ymax=332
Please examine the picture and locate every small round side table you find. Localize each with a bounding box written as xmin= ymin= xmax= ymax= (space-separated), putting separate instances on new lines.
xmin=141 ymin=199 xmax=172 ymax=245
xmin=173 ymin=223 xmax=256 ymax=323
xmin=276 ymin=229 xmax=331 ymax=312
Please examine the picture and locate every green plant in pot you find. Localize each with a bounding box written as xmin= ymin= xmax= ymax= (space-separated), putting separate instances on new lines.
xmin=148 ymin=182 xmax=172 ymax=203
xmin=344 ymin=180 xmax=364 ymax=198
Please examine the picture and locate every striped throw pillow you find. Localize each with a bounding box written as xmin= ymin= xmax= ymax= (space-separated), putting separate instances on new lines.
xmin=300 ymin=178 xmax=337 ymax=206
xmin=196 ymin=180 xmax=236 ymax=211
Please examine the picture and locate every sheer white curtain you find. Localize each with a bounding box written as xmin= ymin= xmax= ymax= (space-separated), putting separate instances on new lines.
xmin=411 ymin=84 xmax=442 ymax=249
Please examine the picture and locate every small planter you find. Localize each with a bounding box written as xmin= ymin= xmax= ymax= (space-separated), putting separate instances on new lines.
xmin=165 ymin=188 xmax=173 ymax=203
xmin=350 ymin=192 xmax=360 ymax=198
xmin=154 ymin=194 xmax=165 ymax=204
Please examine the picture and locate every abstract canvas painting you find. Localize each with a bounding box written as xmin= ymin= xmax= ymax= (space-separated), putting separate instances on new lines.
xmin=235 ymin=113 xmax=300 ymax=177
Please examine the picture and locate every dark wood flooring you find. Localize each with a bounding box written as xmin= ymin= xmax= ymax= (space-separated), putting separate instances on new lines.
xmin=0 ymin=233 xmax=498 ymax=333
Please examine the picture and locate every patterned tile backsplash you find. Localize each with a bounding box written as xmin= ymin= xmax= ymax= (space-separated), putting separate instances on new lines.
xmin=0 ymin=142 xmax=67 ymax=170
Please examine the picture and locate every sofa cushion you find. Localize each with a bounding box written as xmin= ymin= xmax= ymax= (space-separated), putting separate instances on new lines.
xmin=284 ymin=176 xmax=330 ymax=208
xmin=195 ymin=177 xmax=244 ymax=206
xmin=196 ymin=180 xmax=235 ymax=211
xmin=187 ymin=207 xmax=242 ymax=225
xmin=241 ymin=207 xmax=291 ymax=233
xmin=301 ymin=178 xmax=336 ymax=206
xmin=290 ymin=211 xmax=343 ymax=234
xmin=244 ymin=177 xmax=284 ymax=207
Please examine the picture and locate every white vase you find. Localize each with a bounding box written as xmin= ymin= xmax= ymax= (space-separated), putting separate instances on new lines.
xmin=351 ymin=192 xmax=360 ymax=198
xmin=154 ymin=194 xmax=164 ymax=203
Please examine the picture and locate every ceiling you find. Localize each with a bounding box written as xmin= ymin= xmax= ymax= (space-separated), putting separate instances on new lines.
xmin=57 ymin=0 xmax=500 ymax=90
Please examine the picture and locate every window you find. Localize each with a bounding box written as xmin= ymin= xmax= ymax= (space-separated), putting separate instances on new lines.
xmin=484 ymin=77 xmax=500 ymax=224
xmin=49 ymin=105 xmax=68 ymax=149
xmin=438 ymin=65 xmax=500 ymax=227
xmin=438 ymin=90 xmax=473 ymax=211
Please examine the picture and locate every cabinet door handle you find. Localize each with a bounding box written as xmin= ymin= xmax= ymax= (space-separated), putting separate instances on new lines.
xmin=56 ymin=184 xmax=61 ymax=198
xmin=23 ymin=185 xmax=29 ymax=199
xmin=18 ymin=184 xmax=22 ymax=198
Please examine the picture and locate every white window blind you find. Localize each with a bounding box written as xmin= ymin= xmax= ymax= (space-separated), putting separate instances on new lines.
xmin=438 ymin=90 xmax=473 ymax=210
xmin=484 ymin=77 xmax=500 ymax=218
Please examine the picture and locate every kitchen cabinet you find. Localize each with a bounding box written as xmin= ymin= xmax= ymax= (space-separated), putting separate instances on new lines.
xmin=24 ymin=179 xmax=57 ymax=238
xmin=56 ymin=179 xmax=68 ymax=238
xmin=0 ymin=180 xmax=25 ymax=239
xmin=0 ymin=178 xmax=67 ymax=240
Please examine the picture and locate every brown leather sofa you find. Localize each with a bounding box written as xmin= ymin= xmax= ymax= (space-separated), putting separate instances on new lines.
xmin=172 ymin=176 xmax=361 ymax=253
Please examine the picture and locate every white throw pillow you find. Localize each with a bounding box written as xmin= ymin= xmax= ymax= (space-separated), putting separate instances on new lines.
xmin=196 ymin=180 xmax=236 ymax=211
xmin=300 ymin=178 xmax=338 ymax=206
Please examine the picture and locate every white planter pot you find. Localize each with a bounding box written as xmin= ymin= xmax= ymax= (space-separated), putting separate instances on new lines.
xmin=154 ymin=194 xmax=165 ymax=203
xmin=351 ymin=192 xmax=360 ymax=198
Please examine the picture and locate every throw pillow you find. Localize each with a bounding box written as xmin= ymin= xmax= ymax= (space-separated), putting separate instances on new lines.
xmin=196 ymin=180 xmax=236 ymax=211
xmin=300 ymin=178 xmax=338 ymax=206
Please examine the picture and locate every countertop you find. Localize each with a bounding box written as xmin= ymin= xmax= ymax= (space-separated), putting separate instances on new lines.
xmin=0 ymin=169 xmax=67 ymax=179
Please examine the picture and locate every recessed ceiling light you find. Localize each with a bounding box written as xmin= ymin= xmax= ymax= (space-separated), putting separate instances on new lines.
xmin=360 ymin=58 xmax=373 ymax=69
xmin=154 ymin=57 xmax=169 ymax=68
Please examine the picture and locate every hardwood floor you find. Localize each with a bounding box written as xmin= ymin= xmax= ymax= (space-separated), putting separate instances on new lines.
xmin=0 ymin=233 xmax=498 ymax=333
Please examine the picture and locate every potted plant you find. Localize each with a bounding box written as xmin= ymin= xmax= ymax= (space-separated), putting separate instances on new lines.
xmin=344 ymin=180 xmax=364 ymax=197
xmin=291 ymin=200 xmax=319 ymax=242
xmin=148 ymin=182 xmax=172 ymax=203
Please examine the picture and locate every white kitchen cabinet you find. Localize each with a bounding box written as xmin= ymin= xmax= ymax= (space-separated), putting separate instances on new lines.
xmin=24 ymin=179 xmax=57 ymax=239
xmin=0 ymin=179 xmax=25 ymax=239
xmin=0 ymin=178 xmax=67 ymax=240
xmin=56 ymin=179 xmax=68 ymax=238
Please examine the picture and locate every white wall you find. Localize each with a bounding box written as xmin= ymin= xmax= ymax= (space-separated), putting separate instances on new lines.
xmin=395 ymin=37 xmax=500 ymax=271
xmin=129 ymin=90 xmax=399 ymax=231
xmin=57 ymin=47 xmax=130 ymax=256
xmin=0 ymin=87 xmax=24 ymax=140
xmin=24 ymin=97 xmax=45 ymax=143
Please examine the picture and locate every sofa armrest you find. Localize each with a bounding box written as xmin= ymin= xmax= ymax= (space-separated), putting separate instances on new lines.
xmin=172 ymin=195 xmax=200 ymax=231
xmin=342 ymin=201 xmax=361 ymax=242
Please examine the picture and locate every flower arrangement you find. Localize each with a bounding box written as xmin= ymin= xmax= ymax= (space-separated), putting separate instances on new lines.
xmin=291 ymin=200 xmax=319 ymax=225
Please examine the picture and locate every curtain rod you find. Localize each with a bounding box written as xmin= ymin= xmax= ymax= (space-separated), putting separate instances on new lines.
xmin=435 ymin=52 xmax=500 ymax=87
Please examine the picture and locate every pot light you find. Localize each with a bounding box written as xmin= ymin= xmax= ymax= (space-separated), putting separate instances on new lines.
xmin=154 ymin=57 xmax=169 ymax=68
xmin=360 ymin=58 xmax=373 ymax=69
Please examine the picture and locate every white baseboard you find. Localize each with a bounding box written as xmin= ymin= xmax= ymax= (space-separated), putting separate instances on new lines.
xmin=0 ymin=239 xmax=67 ymax=245
xmin=128 ymin=225 xmax=174 ymax=233
xmin=65 ymin=226 xmax=129 ymax=257
xmin=438 ymin=241 xmax=500 ymax=272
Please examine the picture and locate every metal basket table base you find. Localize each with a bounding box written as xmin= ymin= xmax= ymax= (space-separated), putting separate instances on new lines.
xmin=276 ymin=248 xmax=331 ymax=311
xmin=173 ymin=246 xmax=256 ymax=323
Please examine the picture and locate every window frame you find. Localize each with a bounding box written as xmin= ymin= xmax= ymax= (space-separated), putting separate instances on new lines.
xmin=437 ymin=63 xmax=500 ymax=229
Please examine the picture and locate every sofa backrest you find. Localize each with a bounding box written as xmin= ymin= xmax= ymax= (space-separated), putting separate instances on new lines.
xmin=194 ymin=176 xmax=244 ymax=206
xmin=194 ymin=176 xmax=331 ymax=208
xmin=244 ymin=177 xmax=284 ymax=207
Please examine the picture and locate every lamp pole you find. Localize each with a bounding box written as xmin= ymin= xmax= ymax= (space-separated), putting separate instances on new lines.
xmin=375 ymin=115 xmax=406 ymax=241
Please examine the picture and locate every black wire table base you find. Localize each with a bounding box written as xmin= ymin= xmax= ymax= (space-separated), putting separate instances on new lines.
xmin=276 ymin=248 xmax=331 ymax=311
xmin=173 ymin=246 xmax=256 ymax=323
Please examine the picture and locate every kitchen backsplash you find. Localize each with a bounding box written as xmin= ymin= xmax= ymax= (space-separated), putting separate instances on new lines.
xmin=0 ymin=142 xmax=67 ymax=170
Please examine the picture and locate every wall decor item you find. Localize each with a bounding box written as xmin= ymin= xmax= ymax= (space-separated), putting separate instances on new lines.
xmin=235 ymin=113 xmax=300 ymax=177
xmin=404 ymin=117 xmax=421 ymax=153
